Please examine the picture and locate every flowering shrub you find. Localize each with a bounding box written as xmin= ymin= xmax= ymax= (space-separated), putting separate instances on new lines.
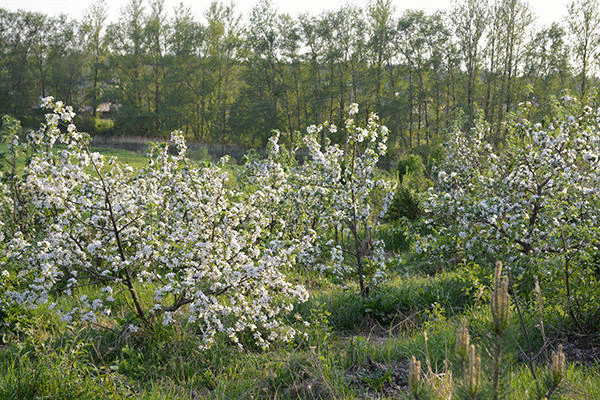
xmin=0 ymin=115 xmax=38 ymax=338
xmin=245 ymin=104 xmax=395 ymax=296
xmin=420 ymin=99 xmax=600 ymax=326
xmin=0 ymin=115 xmax=31 ymax=238
xmin=2 ymin=98 xmax=312 ymax=348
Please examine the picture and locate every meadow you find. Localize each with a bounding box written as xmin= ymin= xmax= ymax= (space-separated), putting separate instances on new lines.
xmin=1 ymin=98 xmax=600 ymax=400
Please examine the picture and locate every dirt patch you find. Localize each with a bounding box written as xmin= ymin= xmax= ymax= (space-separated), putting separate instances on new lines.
xmin=346 ymin=358 xmax=409 ymax=399
xmin=561 ymin=333 xmax=600 ymax=365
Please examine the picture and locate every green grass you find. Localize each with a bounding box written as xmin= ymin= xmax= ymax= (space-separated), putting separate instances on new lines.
xmin=93 ymin=117 xmax=115 ymax=133
xmin=90 ymin=146 xmax=149 ymax=168
xmin=3 ymin=276 xmax=600 ymax=399
xmin=1 ymin=142 xmax=241 ymax=178
xmin=0 ymin=143 xmax=148 ymax=171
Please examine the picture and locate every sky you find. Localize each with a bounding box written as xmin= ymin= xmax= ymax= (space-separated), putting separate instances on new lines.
xmin=0 ymin=0 xmax=572 ymax=27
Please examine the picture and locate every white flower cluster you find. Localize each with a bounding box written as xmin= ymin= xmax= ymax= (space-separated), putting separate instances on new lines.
xmin=2 ymin=97 xmax=312 ymax=349
xmin=244 ymin=105 xmax=394 ymax=295
xmin=421 ymin=103 xmax=600 ymax=278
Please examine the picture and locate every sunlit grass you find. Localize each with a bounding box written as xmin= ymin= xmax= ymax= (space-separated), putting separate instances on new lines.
xmin=0 ymin=143 xmax=147 ymax=170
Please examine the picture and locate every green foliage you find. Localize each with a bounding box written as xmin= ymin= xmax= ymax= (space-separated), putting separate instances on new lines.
xmin=311 ymin=271 xmax=476 ymax=332
xmin=386 ymin=186 xmax=422 ymax=221
xmin=421 ymin=97 xmax=600 ymax=330
xmin=0 ymin=341 xmax=130 ymax=399
xmin=0 ymin=271 xmax=35 ymax=343
xmin=397 ymin=154 xmax=425 ymax=183
xmin=1 ymin=251 xmax=599 ymax=399
xmin=0 ymin=0 xmax=594 ymax=151
xmin=410 ymin=142 xmax=445 ymax=175
xmin=2 ymin=95 xmax=600 ymax=399
xmin=94 ymin=117 xmax=115 ymax=133
xmin=359 ymin=366 xmax=392 ymax=392
xmin=377 ymin=221 xmax=411 ymax=252
xmin=386 ymin=154 xmax=429 ymax=223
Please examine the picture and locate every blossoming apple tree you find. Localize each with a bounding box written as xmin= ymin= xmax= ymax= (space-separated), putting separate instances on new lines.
xmin=3 ymin=97 xmax=312 ymax=348
xmin=244 ymin=104 xmax=395 ymax=297
xmin=420 ymin=99 xmax=600 ymax=327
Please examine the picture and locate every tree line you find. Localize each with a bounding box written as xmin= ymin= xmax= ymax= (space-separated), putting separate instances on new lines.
xmin=1 ymin=0 xmax=599 ymax=149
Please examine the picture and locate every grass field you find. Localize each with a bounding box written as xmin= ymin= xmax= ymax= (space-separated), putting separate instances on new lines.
xmin=2 ymin=264 xmax=600 ymax=399
xmin=0 ymin=143 xmax=148 ymax=169
xmin=90 ymin=146 xmax=149 ymax=168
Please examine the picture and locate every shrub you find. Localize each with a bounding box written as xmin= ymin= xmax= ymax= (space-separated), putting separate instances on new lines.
xmin=245 ymin=103 xmax=395 ymax=297
xmin=2 ymin=97 xmax=311 ymax=349
xmin=419 ymin=99 xmax=600 ymax=329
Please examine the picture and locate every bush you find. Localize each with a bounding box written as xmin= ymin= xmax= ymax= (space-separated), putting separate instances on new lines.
xmin=245 ymin=103 xmax=395 ymax=297
xmin=419 ymin=99 xmax=600 ymax=330
xmin=2 ymin=98 xmax=311 ymax=349
xmin=386 ymin=154 xmax=429 ymax=222
xmin=377 ymin=221 xmax=411 ymax=253
xmin=386 ymin=186 xmax=422 ymax=222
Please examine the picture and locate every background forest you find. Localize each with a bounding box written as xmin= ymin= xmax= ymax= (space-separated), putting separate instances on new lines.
xmin=1 ymin=0 xmax=597 ymax=150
